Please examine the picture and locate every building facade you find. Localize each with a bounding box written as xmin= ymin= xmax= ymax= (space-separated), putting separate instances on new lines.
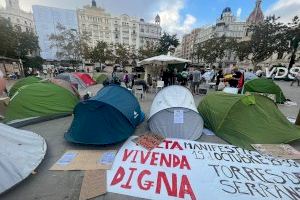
xmin=179 ymin=7 xmax=246 ymax=62
xmin=0 ymin=0 xmax=35 ymax=32
xmin=32 ymin=5 xmax=78 ymax=60
xmin=77 ymin=0 xmax=161 ymax=49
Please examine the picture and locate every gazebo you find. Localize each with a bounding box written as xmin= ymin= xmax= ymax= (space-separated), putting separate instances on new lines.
xmin=138 ymin=55 xmax=191 ymax=80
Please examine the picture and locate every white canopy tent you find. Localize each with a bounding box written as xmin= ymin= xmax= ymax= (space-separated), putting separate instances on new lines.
xmin=148 ymin=85 xmax=203 ymax=140
xmin=0 ymin=123 xmax=47 ymax=194
xmin=138 ymin=55 xmax=192 ymax=81
xmin=138 ymin=55 xmax=191 ymax=66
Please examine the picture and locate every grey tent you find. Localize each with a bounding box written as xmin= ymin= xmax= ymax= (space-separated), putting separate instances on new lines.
xmin=148 ymin=85 xmax=203 ymax=140
xmin=55 ymin=73 xmax=87 ymax=90
xmin=0 ymin=123 xmax=47 ymax=194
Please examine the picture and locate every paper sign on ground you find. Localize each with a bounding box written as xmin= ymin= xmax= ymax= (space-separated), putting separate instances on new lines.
xmin=56 ymin=152 xmax=77 ymax=166
xmin=132 ymin=133 xmax=165 ymax=151
xmin=100 ymin=152 xmax=117 ymax=165
xmin=107 ymin=137 xmax=300 ymax=200
xmin=252 ymin=144 xmax=300 ymax=160
xmin=50 ymin=150 xmax=117 ymax=171
xmin=174 ymin=110 xmax=184 ymax=124
xmin=79 ymin=170 xmax=106 ymax=200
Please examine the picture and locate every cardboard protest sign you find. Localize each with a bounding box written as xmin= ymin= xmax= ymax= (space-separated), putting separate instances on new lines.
xmin=252 ymin=144 xmax=300 ymax=160
xmin=107 ymin=137 xmax=300 ymax=200
xmin=133 ymin=133 xmax=165 ymax=151
xmin=50 ymin=150 xmax=117 ymax=171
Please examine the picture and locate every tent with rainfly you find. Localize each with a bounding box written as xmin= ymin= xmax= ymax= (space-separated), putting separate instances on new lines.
xmin=73 ymin=72 xmax=96 ymax=86
xmin=198 ymin=92 xmax=300 ymax=149
xmin=0 ymin=123 xmax=46 ymax=194
xmin=9 ymin=76 xmax=41 ymax=98
xmin=148 ymin=85 xmax=203 ymax=140
xmin=242 ymin=78 xmax=286 ymax=103
xmin=4 ymin=82 xmax=79 ymax=123
xmin=55 ymin=73 xmax=87 ymax=90
xmin=65 ymin=85 xmax=144 ymax=145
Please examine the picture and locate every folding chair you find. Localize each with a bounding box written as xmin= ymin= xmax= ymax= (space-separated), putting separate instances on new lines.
xmin=133 ymin=85 xmax=146 ymax=100
xmin=156 ymin=81 xmax=164 ymax=93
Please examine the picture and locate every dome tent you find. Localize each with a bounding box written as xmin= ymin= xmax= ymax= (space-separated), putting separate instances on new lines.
xmin=5 ymin=82 xmax=79 ymax=123
xmin=55 ymin=73 xmax=87 ymax=90
xmin=148 ymin=85 xmax=203 ymax=140
xmin=9 ymin=76 xmax=41 ymax=98
xmin=0 ymin=123 xmax=46 ymax=194
xmin=65 ymin=85 xmax=144 ymax=145
xmin=198 ymin=93 xmax=300 ymax=149
xmin=73 ymin=72 xmax=96 ymax=86
xmin=242 ymin=78 xmax=286 ymax=103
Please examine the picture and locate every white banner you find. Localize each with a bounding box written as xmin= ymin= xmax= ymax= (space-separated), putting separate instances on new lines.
xmin=107 ymin=137 xmax=300 ymax=200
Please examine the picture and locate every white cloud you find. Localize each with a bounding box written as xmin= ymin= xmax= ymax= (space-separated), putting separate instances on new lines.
xmin=266 ymin=0 xmax=300 ymax=23
xmin=236 ymin=8 xmax=242 ymax=18
xmin=156 ymin=0 xmax=197 ymax=36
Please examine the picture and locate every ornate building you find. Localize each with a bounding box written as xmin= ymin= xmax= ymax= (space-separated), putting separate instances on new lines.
xmin=77 ymin=0 xmax=161 ymax=49
xmin=247 ymin=0 xmax=264 ymax=24
xmin=0 ymin=0 xmax=35 ymax=32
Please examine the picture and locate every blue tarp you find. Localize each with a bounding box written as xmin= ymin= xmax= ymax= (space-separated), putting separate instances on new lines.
xmin=65 ymin=85 xmax=144 ymax=145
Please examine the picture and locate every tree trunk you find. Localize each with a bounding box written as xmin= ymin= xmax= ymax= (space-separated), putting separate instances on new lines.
xmin=296 ymin=109 xmax=300 ymax=126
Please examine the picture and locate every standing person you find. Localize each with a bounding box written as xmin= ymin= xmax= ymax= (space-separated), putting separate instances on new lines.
xmin=123 ymin=71 xmax=129 ymax=88
xmin=47 ymin=68 xmax=52 ymax=78
xmin=162 ymin=69 xmax=169 ymax=86
xmin=147 ymin=74 xmax=153 ymax=88
xmin=215 ymin=66 xmax=224 ymax=91
xmin=192 ymin=67 xmax=201 ymax=95
xmin=291 ymin=71 xmax=300 ymax=86
xmin=228 ymin=67 xmax=242 ymax=88
xmin=181 ymin=68 xmax=189 ymax=86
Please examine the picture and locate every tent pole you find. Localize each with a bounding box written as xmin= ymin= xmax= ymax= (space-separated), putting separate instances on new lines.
xmin=296 ymin=109 xmax=300 ymax=126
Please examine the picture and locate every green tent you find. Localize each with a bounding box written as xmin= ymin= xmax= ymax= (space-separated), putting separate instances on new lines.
xmin=5 ymin=82 xmax=79 ymax=123
xmin=198 ymin=93 xmax=300 ymax=149
xmin=242 ymin=78 xmax=286 ymax=103
xmin=9 ymin=76 xmax=41 ymax=98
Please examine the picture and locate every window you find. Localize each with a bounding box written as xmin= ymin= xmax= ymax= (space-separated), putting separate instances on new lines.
xmin=24 ymin=21 xmax=27 ymax=24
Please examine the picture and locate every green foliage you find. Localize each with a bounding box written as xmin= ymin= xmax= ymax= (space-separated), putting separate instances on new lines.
xmin=89 ymin=41 xmax=114 ymax=64
xmin=49 ymin=23 xmax=90 ymax=63
xmin=138 ymin=41 xmax=160 ymax=60
xmin=22 ymin=56 xmax=43 ymax=70
xmin=158 ymin=32 xmax=179 ymax=54
xmin=115 ymin=44 xmax=130 ymax=66
xmin=0 ymin=17 xmax=39 ymax=59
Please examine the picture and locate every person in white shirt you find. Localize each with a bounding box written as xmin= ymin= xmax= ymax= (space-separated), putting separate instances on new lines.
xmin=291 ymin=71 xmax=300 ymax=86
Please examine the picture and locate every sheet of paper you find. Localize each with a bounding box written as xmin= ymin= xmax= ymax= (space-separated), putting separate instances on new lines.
xmin=99 ymin=152 xmax=116 ymax=165
xmin=56 ymin=152 xmax=77 ymax=166
xmin=174 ymin=110 xmax=184 ymax=124
xmin=50 ymin=150 xmax=117 ymax=171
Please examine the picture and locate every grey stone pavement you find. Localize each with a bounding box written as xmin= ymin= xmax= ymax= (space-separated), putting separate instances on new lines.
xmin=1 ymin=81 xmax=300 ymax=200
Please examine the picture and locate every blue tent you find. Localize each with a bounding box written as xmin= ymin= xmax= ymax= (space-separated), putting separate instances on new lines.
xmin=65 ymin=85 xmax=144 ymax=145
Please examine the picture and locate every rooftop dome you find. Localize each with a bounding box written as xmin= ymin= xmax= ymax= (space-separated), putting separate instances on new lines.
xmin=222 ymin=7 xmax=232 ymax=13
xmin=247 ymin=0 xmax=264 ymax=24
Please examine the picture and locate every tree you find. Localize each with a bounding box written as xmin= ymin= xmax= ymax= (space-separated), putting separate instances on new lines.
xmin=0 ymin=17 xmax=16 ymax=58
xmin=49 ymin=23 xmax=90 ymax=67
xmin=15 ymin=31 xmax=39 ymax=59
xmin=237 ymin=16 xmax=290 ymax=68
xmin=138 ymin=41 xmax=159 ymax=59
xmin=0 ymin=17 xmax=39 ymax=59
xmin=115 ymin=44 xmax=129 ymax=66
xmin=286 ymin=16 xmax=300 ymax=69
xmin=158 ymin=32 xmax=179 ymax=54
xmin=89 ymin=41 xmax=113 ymax=64
xmin=193 ymin=36 xmax=228 ymax=65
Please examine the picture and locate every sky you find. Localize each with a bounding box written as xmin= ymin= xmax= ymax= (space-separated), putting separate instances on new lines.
xmin=0 ymin=0 xmax=299 ymax=36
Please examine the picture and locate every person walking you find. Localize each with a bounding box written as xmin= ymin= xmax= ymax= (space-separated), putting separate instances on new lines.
xmin=191 ymin=67 xmax=201 ymax=95
xmin=215 ymin=66 xmax=224 ymax=91
xmin=291 ymin=71 xmax=300 ymax=86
